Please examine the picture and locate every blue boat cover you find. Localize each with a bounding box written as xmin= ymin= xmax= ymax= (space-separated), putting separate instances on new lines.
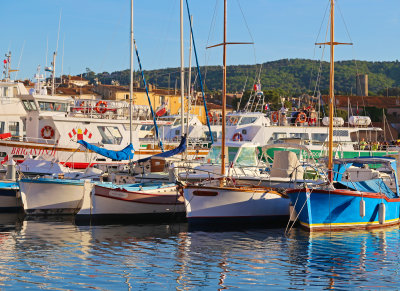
xmin=136 ymin=136 xmax=186 ymax=163
xmin=78 ymin=140 xmax=135 ymax=161
xmin=337 ymin=179 xmax=396 ymax=199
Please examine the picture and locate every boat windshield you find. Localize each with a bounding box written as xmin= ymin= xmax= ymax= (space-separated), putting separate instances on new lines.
xmin=173 ymin=118 xmax=188 ymax=126
xmin=226 ymin=116 xmax=240 ymax=126
xmin=38 ymin=101 xmax=68 ymax=112
xmin=238 ymin=116 xmax=258 ymax=125
xmin=235 ymin=147 xmax=258 ymax=166
xmin=205 ymin=146 xmax=240 ymax=164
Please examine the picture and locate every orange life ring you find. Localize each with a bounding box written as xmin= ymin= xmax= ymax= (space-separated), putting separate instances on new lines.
xmin=229 ymin=117 xmax=238 ymax=125
xmin=232 ymin=132 xmax=243 ymax=141
xmin=41 ymin=126 xmax=55 ymax=139
xmin=296 ymin=112 xmax=307 ymax=123
xmin=208 ymin=112 xmax=213 ymax=123
xmin=95 ymin=101 xmax=107 ymax=114
xmin=271 ymin=111 xmax=279 ymax=123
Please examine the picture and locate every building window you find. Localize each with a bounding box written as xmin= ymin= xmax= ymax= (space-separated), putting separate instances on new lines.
xmin=125 ymin=94 xmax=129 ymax=100
xmin=9 ymin=122 xmax=20 ymax=136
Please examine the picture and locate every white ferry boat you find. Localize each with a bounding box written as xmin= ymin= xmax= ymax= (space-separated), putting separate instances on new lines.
xmin=226 ymin=111 xmax=396 ymax=160
xmin=0 ymin=72 xmax=209 ymax=168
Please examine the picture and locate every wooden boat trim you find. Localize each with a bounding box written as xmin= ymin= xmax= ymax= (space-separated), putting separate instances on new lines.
xmin=300 ymin=218 xmax=400 ymax=231
xmin=94 ymin=185 xmax=183 ymax=205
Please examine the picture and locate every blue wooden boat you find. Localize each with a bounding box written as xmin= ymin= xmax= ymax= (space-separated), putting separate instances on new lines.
xmin=0 ymin=181 xmax=21 ymax=212
xmin=287 ymin=157 xmax=400 ymax=231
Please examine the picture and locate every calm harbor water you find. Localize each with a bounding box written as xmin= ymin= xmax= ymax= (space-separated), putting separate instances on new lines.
xmin=0 ymin=214 xmax=399 ymax=290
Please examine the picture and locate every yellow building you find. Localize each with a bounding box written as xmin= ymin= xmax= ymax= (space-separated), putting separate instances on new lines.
xmin=93 ymin=84 xmax=209 ymax=123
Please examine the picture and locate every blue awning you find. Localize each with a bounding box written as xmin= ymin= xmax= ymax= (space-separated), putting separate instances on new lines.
xmin=136 ymin=136 xmax=186 ymax=163
xmin=78 ymin=140 xmax=135 ymax=161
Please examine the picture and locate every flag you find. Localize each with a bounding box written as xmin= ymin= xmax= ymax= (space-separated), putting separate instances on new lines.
xmin=356 ymin=102 xmax=359 ymax=115
xmin=156 ymin=103 xmax=167 ymax=117
xmin=1 ymin=155 xmax=8 ymax=165
xmin=3 ymin=60 xmax=7 ymax=64
xmin=264 ymin=103 xmax=269 ymax=111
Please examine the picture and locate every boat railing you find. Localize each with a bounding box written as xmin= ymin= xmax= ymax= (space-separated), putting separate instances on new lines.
xmin=69 ymin=100 xmax=152 ymax=120
xmin=267 ymin=110 xmax=322 ymax=127
xmin=18 ymin=136 xmax=58 ymax=145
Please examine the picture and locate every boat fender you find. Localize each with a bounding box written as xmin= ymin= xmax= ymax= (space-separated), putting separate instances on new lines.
xmin=379 ymin=203 xmax=386 ymax=224
xmin=359 ymin=199 xmax=365 ymax=218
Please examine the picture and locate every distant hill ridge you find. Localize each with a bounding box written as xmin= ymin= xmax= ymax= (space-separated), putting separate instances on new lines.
xmin=85 ymin=59 xmax=400 ymax=96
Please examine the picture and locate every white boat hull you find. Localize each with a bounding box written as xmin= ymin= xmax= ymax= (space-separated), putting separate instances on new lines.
xmin=19 ymin=179 xmax=93 ymax=215
xmin=183 ymin=185 xmax=290 ymax=224
xmin=76 ymin=184 xmax=185 ymax=223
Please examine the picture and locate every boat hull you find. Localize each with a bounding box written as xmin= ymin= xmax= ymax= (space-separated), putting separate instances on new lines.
xmin=0 ymin=182 xmax=21 ymax=212
xmin=19 ymin=179 xmax=93 ymax=215
xmin=287 ymin=188 xmax=400 ymax=231
xmin=76 ymin=184 xmax=185 ymax=223
xmin=183 ymin=185 xmax=290 ymax=225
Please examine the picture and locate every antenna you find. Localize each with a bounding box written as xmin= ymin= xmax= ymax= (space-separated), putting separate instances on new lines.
xmin=14 ymin=41 xmax=25 ymax=80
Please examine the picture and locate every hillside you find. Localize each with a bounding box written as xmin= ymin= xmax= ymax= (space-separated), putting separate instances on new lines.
xmin=84 ymin=59 xmax=400 ymax=96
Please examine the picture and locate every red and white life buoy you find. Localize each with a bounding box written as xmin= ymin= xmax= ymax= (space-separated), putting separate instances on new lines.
xmin=271 ymin=111 xmax=279 ymax=123
xmin=41 ymin=126 xmax=55 ymax=139
xmin=232 ymin=132 xmax=243 ymax=141
xmin=296 ymin=112 xmax=307 ymax=124
xmin=95 ymin=101 xmax=108 ymax=114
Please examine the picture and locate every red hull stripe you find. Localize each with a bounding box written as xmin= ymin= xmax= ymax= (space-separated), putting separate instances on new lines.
xmin=287 ymin=188 xmax=400 ymax=202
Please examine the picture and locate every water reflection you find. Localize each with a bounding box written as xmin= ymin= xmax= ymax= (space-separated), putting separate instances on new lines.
xmin=0 ymin=214 xmax=397 ymax=289
xmin=286 ymin=227 xmax=400 ymax=289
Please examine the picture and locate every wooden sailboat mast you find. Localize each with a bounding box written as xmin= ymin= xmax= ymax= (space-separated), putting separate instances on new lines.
xmin=315 ymin=0 xmax=351 ymax=182
xmin=221 ymin=0 xmax=227 ymax=181
xmin=180 ymin=0 xmax=185 ymax=137
xmin=328 ymin=0 xmax=335 ymax=181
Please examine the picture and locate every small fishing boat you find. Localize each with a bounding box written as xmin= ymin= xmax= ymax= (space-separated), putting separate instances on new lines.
xmin=76 ymin=182 xmax=184 ymax=223
xmin=182 ymin=0 xmax=292 ymax=227
xmin=287 ymin=0 xmax=400 ymax=232
xmin=19 ymin=178 xmax=93 ymax=215
xmin=287 ymin=157 xmax=400 ymax=231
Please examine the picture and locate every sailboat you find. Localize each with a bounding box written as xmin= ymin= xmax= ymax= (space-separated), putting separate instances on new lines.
xmin=182 ymin=0 xmax=290 ymax=226
xmin=287 ymin=0 xmax=400 ymax=231
xmin=75 ymin=0 xmax=186 ymax=223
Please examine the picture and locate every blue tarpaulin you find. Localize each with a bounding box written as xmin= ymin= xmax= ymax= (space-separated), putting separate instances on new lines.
xmin=136 ymin=136 xmax=187 ymax=164
xmin=78 ymin=140 xmax=135 ymax=161
xmin=337 ymin=179 xmax=396 ymax=199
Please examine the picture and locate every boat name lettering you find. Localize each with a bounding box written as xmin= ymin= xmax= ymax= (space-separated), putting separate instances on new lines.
xmin=10 ymin=147 xmax=56 ymax=157
xmin=109 ymin=191 xmax=128 ymax=199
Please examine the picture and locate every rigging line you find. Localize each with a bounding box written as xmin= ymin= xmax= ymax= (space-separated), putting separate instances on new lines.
xmin=203 ymin=0 xmax=219 ymax=92
xmin=154 ymin=0 xmax=177 ymax=76
xmin=313 ymin=16 xmax=330 ymax=98
xmin=14 ymin=40 xmax=25 ymax=80
xmin=98 ymin=8 xmax=125 ymax=74
xmin=235 ymin=0 xmax=257 ymax=65
xmin=309 ymin=0 xmax=331 ymax=93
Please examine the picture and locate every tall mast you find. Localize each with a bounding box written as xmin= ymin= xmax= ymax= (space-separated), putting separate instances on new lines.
xmin=221 ymin=0 xmax=227 ymax=183
xmin=130 ymin=0 xmax=134 ymax=145
xmin=186 ymin=15 xmax=193 ymax=155
xmin=328 ymin=0 xmax=334 ymax=181
xmin=315 ymin=0 xmax=352 ymax=182
xmin=51 ymin=52 xmax=57 ymax=95
xmin=180 ymin=0 xmax=185 ymax=137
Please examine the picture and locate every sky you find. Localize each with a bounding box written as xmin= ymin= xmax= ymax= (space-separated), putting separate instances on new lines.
xmin=1 ymin=0 xmax=399 ymax=80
